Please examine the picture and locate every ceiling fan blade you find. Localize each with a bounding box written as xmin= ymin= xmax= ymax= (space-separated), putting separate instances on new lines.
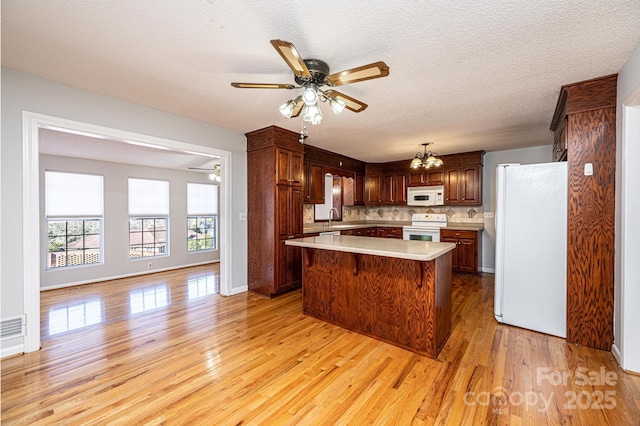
xmin=324 ymin=90 xmax=368 ymax=113
xmin=270 ymin=39 xmax=311 ymax=79
xmin=325 ymin=61 xmax=389 ymax=87
xmin=231 ymin=82 xmax=295 ymax=89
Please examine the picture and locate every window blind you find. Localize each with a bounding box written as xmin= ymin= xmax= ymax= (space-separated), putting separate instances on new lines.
xmin=45 ymin=171 xmax=104 ymax=217
xmin=128 ymin=178 xmax=170 ymax=215
xmin=187 ymin=183 xmax=217 ymax=215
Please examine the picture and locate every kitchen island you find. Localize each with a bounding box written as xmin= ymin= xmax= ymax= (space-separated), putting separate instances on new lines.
xmin=285 ymin=235 xmax=455 ymax=358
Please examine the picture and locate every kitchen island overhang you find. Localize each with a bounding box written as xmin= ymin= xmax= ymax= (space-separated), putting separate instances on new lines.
xmin=286 ymin=235 xmax=456 ymax=358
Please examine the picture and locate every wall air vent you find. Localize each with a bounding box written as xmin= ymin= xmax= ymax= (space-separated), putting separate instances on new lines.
xmin=1 ymin=315 xmax=26 ymax=340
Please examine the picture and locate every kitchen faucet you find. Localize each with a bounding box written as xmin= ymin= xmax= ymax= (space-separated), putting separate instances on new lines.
xmin=328 ymin=208 xmax=339 ymax=228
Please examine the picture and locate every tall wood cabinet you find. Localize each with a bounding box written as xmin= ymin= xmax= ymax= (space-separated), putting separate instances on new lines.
xmin=247 ymin=126 xmax=304 ymax=297
xmin=550 ymin=75 xmax=617 ymax=351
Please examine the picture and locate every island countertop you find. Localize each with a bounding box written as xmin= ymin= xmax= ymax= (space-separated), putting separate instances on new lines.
xmin=285 ymin=235 xmax=455 ymax=261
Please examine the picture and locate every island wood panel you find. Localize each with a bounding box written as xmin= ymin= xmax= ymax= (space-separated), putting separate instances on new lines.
xmin=301 ymin=247 xmax=452 ymax=358
xmin=566 ymin=107 xmax=616 ymax=350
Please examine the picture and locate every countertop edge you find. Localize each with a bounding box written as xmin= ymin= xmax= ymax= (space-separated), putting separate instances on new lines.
xmin=286 ymin=235 xmax=456 ymax=261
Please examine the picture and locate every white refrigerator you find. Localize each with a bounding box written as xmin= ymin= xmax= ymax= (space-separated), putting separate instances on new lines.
xmin=494 ymin=162 xmax=567 ymax=338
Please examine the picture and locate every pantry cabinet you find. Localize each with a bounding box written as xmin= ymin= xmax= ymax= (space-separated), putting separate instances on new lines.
xmin=247 ymin=126 xmax=304 ymax=297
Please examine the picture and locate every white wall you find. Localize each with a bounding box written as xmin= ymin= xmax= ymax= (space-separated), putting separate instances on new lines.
xmin=1 ymin=68 xmax=248 ymax=353
xmin=40 ymin=154 xmax=220 ymax=289
xmin=615 ymin=41 xmax=640 ymax=372
xmin=481 ymin=145 xmax=552 ymax=272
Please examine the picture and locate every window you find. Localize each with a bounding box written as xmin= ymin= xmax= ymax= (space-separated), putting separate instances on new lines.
xmin=187 ymin=183 xmax=218 ymax=252
xmin=45 ymin=171 xmax=104 ymax=270
xmin=128 ymin=178 xmax=169 ymax=259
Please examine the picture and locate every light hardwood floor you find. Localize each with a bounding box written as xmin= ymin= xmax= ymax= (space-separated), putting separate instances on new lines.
xmin=2 ymin=264 xmax=639 ymax=425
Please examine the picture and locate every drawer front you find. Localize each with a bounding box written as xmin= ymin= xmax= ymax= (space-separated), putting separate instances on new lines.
xmin=441 ymin=229 xmax=477 ymax=240
xmin=384 ymin=227 xmax=403 ymax=236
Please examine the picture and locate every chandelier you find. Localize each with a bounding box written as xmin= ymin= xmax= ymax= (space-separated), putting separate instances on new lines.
xmin=410 ymin=143 xmax=444 ymax=169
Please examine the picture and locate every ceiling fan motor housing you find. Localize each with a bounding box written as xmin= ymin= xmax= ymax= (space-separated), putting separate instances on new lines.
xmin=295 ymin=59 xmax=330 ymax=86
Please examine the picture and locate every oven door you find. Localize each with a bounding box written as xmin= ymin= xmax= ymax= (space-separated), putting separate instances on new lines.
xmin=402 ymin=227 xmax=441 ymax=242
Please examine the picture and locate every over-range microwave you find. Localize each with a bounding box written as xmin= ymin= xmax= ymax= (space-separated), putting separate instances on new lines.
xmin=407 ymin=185 xmax=445 ymax=206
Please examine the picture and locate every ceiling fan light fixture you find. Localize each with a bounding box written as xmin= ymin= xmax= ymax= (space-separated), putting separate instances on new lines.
xmin=302 ymin=84 xmax=319 ymax=105
xmin=302 ymin=103 xmax=323 ymax=125
xmin=279 ymin=98 xmax=298 ymax=118
xmin=329 ymin=97 xmax=346 ymax=115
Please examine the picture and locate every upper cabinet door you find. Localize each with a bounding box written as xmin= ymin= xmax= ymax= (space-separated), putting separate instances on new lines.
xmin=460 ymin=165 xmax=481 ymax=204
xmin=276 ymin=148 xmax=304 ymax=186
xmin=445 ymin=168 xmax=460 ymax=204
xmin=365 ymin=174 xmax=382 ymax=205
xmin=306 ymin=162 xmax=325 ymax=203
xmin=290 ymin=151 xmax=304 ymax=186
xmin=408 ymin=171 xmax=425 ymax=186
xmin=276 ymin=148 xmax=291 ymax=185
xmin=426 ymin=170 xmax=444 ymax=185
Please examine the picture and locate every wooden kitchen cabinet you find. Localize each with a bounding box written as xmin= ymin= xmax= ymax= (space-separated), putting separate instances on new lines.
xmin=553 ymin=117 xmax=568 ymax=162
xmin=247 ymin=126 xmax=304 ymax=297
xmin=426 ymin=170 xmax=445 ymax=185
xmin=369 ymin=172 xmax=407 ymax=206
xmin=276 ymin=147 xmax=304 ymax=186
xmin=444 ymin=165 xmax=481 ymax=205
xmin=382 ymin=174 xmax=395 ymax=205
xmin=408 ymin=169 xmax=444 ymax=186
xmin=304 ymin=160 xmax=325 ymax=204
xmin=550 ymin=74 xmax=617 ymax=350
xmin=376 ymin=227 xmax=403 ymax=239
xmin=440 ymin=229 xmax=479 ymax=274
xmin=365 ymin=174 xmax=383 ymax=205
xmin=354 ymin=173 xmax=365 ymax=205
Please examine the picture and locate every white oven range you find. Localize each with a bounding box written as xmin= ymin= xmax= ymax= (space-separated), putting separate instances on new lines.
xmin=402 ymin=213 xmax=448 ymax=242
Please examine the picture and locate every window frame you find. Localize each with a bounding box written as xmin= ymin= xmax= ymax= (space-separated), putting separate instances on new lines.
xmin=187 ymin=215 xmax=217 ymax=253
xmin=46 ymin=217 xmax=104 ymax=271
xmin=128 ymin=216 xmax=170 ymax=260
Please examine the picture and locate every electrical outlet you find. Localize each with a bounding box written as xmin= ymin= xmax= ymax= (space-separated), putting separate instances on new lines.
xmin=484 ymin=212 xmax=494 ymax=219
xmin=147 ymin=262 xmax=153 ymax=269
xmin=239 ymin=212 xmax=247 ymax=221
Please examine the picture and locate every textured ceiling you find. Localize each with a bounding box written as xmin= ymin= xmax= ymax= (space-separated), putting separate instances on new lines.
xmin=3 ymin=0 xmax=640 ymax=163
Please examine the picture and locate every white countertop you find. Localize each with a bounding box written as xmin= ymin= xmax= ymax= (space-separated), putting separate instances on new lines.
xmin=444 ymin=222 xmax=485 ymax=231
xmin=285 ymin=235 xmax=456 ymax=261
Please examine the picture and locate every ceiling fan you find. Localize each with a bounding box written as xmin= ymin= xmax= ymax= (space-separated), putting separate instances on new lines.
xmin=189 ymin=164 xmax=221 ymax=183
xmin=231 ymin=40 xmax=389 ymax=124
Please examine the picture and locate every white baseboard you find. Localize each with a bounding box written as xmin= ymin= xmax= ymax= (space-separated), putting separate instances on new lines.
xmin=40 ymin=260 xmax=220 ymax=291
xmin=228 ymin=285 xmax=248 ymax=296
xmin=481 ymin=267 xmax=495 ymax=273
xmin=612 ymin=343 xmax=622 ymax=367
xmin=1 ymin=344 xmax=25 ymax=359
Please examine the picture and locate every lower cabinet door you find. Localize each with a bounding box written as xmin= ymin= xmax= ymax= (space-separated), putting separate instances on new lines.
xmin=457 ymin=239 xmax=477 ymax=273
xmin=440 ymin=237 xmax=460 ymax=270
xmin=276 ymin=239 xmax=302 ymax=293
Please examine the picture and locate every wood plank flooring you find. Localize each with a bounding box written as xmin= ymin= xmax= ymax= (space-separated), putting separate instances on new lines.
xmin=2 ymin=264 xmax=640 ymax=425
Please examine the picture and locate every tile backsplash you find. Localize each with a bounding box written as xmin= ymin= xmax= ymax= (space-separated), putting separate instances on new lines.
xmin=304 ymin=204 xmax=485 ymax=224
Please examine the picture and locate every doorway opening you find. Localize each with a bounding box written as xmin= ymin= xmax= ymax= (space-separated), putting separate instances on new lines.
xmin=23 ymin=112 xmax=233 ymax=353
